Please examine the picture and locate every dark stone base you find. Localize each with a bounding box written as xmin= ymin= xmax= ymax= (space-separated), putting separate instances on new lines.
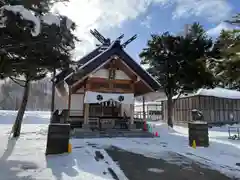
xmin=45 ymin=123 xmax=71 ymax=155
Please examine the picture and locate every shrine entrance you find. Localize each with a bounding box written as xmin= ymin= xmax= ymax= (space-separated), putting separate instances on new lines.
xmin=87 ymin=100 xmax=124 ymax=130
xmin=89 ymin=100 xmax=121 ymax=117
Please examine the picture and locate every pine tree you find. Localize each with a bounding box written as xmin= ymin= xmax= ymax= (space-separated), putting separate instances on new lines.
xmin=140 ymin=23 xmax=216 ymax=127
xmin=0 ymin=1 xmax=78 ymax=137
xmin=209 ymin=13 xmax=240 ymax=90
xmin=210 ymin=30 xmax=240 ymax=90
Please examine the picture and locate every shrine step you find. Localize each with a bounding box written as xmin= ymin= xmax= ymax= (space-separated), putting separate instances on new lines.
xmin=71 ymin=129 xmax=154 ymax=139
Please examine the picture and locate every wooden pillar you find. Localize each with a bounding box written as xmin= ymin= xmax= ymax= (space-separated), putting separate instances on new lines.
xmin=84 ymin=103 xmax=89 ymax=125
xmin=120 ymin=104 xmax=124 ymax=116
xmin=130 ymin=104 xmax=134 ymax=124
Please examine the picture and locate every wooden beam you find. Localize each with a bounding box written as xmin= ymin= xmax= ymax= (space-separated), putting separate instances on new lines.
xmin=86 ymin=87 xmax=133 ymax=94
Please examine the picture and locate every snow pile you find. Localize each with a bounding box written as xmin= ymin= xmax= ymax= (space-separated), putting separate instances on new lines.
xmin=0 ymin=111 xmax=127 ymax=180
xmin=0 ymin=5 xmax=41 ymax=36
xmin=0 ymin=111 xmax=240 ymax=179
xmin=0 ymin=124 xmax=127 ymax=180
xmin=150 ymin=122 xmax=240 ymax=176
xmin=74 ymin=123 xmax=240 ymax=178
xmin=0 ymin=110 xmax=50 ymax=124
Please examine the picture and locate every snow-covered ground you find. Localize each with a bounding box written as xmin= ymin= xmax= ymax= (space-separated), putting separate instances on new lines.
xmin=0 ymin=110 xmax=239 ymax=179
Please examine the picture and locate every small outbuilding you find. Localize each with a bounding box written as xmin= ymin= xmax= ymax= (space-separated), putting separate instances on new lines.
xmin=160 ymin=88 xmax=240 ymax=125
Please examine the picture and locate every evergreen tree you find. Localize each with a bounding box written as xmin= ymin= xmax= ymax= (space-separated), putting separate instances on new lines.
xmin=140 ymin=23 xmax=215 ymax=127
xmin=209 ymin=13 xmax=240 ymax=90
xmin=210 ymin=30 xmax=240 ymax=90
xmin=0 ymin=1 xmax=78 ymax=137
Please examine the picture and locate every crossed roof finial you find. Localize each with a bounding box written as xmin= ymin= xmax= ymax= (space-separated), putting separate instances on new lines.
xmin=90 ymin=29 xmax=137 ymax=48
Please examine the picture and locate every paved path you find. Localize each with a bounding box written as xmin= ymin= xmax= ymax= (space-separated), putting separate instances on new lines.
xmin=106 ymin=146 xmax=237 ymax=180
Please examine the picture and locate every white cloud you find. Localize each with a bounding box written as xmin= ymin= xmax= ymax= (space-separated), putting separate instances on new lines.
xmin=54 ymin=0 xmax=159 ymax=59
xmin=173 ymin=0 xmax=232 ymax=22
xmin=53 ymin=0 xmax=233 ymax=59
xmin=207 ymin=22 xmax=239 ymax=37
xmin=141 ymin=15 xmax=152 ymax=28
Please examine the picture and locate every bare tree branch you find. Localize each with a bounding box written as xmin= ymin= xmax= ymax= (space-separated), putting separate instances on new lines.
xmin=9 ymin=76 xmax=25 ymax=87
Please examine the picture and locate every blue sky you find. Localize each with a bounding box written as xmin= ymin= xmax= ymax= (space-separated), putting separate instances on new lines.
xmin=55 ymin=0 xmax=240 ymax=62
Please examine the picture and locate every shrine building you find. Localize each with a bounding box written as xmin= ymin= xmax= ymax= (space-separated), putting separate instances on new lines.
xmin=53 ymin=29 xmax=160 ymax=130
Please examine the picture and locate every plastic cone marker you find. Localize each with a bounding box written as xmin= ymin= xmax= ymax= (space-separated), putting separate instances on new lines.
xmin=155 ymin=132 xmax=159 ymax=137
xmin=192 ymin=140 xmax=196 ymax=149
xmin=148 ymin=124 xmax=152 ymax=132
xmin=68 ymin=143 xmax=72 ymax=153
xmin=151 ymin=126 xmax=153 ymax=133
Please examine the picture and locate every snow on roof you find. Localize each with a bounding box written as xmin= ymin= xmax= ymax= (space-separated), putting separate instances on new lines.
xmin=41 ymin=13 xmax=60 ymax=26
xmin=135 ymin=101 xmax=162 ymax=106
xmin=157 ymin=87 xmax=240 ymax=101
xmin=196 ymin=87 xmax=240 ymax=99
xmin=1 ymin=5 xmax=40 ymax=36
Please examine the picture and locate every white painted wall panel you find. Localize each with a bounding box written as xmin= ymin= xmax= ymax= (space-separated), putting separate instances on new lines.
xmin=70 ymin=94 xmax=84 ymax=110
xmin=90 ymin=69 xmax=108 ymax=78
xmin=121 ymin=104 xmax=131 ymax=116
xmin=115 ymin=70 xmax=131 ymax=80
xmin=90 ymin=69 xmax=131 ymax=80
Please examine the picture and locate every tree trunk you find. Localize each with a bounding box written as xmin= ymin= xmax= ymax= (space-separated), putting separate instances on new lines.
xmin=167 ymin=95 xmax=173 ymax=128
xmin=12 ymin=79 xmax=30 ymax=138
xmin=51 ymin=68 xmax=56 ymax=115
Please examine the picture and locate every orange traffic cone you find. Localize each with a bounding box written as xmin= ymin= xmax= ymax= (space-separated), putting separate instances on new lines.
xmin=155 ymin=132 xmax=159 ymax=137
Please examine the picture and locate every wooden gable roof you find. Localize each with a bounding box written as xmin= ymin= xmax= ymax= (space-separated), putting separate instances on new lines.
xmin=62 ymin=40 xmax=160 ymax=91
xmin=54 ymin=47 xmax=102 ymax=84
